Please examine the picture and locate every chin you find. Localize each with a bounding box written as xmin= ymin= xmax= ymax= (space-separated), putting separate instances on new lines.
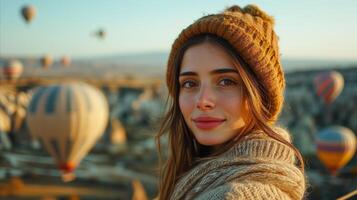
xmin=194 ymin=132 xmax=224 ymax=146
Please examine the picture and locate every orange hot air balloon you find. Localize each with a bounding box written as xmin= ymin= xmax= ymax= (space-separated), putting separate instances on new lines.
xmin=314 ymin=71 xmax=344 ymax=104
xmin=2 ymin=60 xmax=23 ymax=80
xmin=41 ymin=55 xmax=53 ymax=69
xmin=21 ymin=5 xmax=36 ymax=24
xmin=316 ymin=126 xmax=356 ymax=175
xmin=60 ymin=56 xmax=71 ymax=67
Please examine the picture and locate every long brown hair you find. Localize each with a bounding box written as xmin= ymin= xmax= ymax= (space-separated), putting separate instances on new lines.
xmin=155 ymin=33 xmax=305 ymax=200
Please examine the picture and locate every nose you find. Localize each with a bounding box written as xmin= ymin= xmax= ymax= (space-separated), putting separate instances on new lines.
xmin=196 ymin=84 xmax=215 ymax=110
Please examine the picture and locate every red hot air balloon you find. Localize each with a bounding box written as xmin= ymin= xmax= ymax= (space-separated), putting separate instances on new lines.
xmin=60 ymin=56 xmax=71 ymax=67
xmin=314 ymin=71 xmax=344 ymax=104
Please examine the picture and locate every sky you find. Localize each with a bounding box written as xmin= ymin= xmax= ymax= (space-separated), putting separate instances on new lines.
xmin=1 ymin=0 xmax=357 ymax=60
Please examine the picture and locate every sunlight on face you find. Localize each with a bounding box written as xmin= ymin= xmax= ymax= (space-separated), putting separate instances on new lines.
xmin=179 ymin=42 xmax=248 ymax=147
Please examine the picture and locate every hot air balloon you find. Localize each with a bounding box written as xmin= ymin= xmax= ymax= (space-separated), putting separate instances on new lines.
xmin=2 ymin=60 xmax=23 ymax=80
xmin=60 ymin=56 xmax=71 ymax=67
xmin=131 ymin=179 xmax=148 ymax=200
xmin=26 ymin=82 xmax=109 ymax=177
xmin=316 ymin=126 xmax=356 ymax=175
xmin=108 ymin=119 xmax=127 ymax=154
xmin=21 ymin=5 xmax=36 ymax=24
xmin=41 ymin=55 xmax=53 ymax=69
xmin=94 ymin=29 xmax=106 ymax=39
xmin=0 ymin=108 xmax=11 ymax=149
xmin=0 ymin=109 xmax=11 ymax=134
xmin=12 ymin=105 xmax=27 ymax=133
xmin=314 ymin=71 xmax=344 ymax=104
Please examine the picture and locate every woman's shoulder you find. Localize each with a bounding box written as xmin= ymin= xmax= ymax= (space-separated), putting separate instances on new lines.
xmin=223 ymin=126 xmax=296 ymax=164
xmin=192 ymin=127 xmax=307 ymax=199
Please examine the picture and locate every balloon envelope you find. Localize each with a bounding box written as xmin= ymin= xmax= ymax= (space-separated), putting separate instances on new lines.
xmin=41 ymin=55 xmax=53 ymax=69
xmin=0 ymin=109 xmax=11 ymax=133
xmin=60 ymin=56 xmax=71 ymax=67
xmin=316 ymin=126 xmax=356 ymax=175
xmin=95 ymin=29 xmax=106 ymax=39
xmin=314 ymin=71 xmax=344 ymax=104
xmin=26 ymin=82 xmax=109 ymax=174
xmin=21 ymin=5 xmax=36 ymax=24
xmin=2 ymin=60 xmax=23 ymax=80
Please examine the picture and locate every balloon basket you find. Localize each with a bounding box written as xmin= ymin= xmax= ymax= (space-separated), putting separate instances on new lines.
xmin=61 ymin=172 xmax=76 ymax=182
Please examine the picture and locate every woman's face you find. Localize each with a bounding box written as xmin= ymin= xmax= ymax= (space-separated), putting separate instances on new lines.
xmin=179 ymin=42 xmax=248 ymax=147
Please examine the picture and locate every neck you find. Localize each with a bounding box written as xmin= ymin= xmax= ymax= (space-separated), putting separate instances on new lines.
xmin=197 ymin=142 xmax=227 ymax=157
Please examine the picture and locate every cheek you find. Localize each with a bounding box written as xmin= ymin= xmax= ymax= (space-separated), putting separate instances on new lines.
xmin=218 ymin=91 xmax=243 ymax=119
xmin=179 ymin=93 xmax=195 ymax=119
xmin=220 ymin=95 xmax=247 ymax=129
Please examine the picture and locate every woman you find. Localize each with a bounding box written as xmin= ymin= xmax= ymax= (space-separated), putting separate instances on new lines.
xmin=155 ymin=4 xmax=307 ymax=200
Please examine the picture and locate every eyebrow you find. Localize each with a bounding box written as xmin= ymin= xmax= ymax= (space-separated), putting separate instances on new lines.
xmin=179 ymin=68 xmax=238 ymax=77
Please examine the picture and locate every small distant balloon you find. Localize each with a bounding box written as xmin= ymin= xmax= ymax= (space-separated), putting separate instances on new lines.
xmin=60 ymin=56 xmax=71 ymax=67
xmin=94 ymin=29 xmax=106 ymax=39
xmin=314 ymin=71 xmax=344 ymax=104
xmin=316 ymin=126 xmax=356 ymax=175
xmin=21 ymin=5 xmax=36 ymax=24
xmin=26 ymin=82 xmax=109 ymax=177
xmin=41 ymin=55 xmax=53 ymax=69
xmin=2 ymin=60 xmax=23 ymax=80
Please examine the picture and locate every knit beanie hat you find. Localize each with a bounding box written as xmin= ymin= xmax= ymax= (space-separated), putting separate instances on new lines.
xmin=166 ymin=4 xmax=285 ymax=123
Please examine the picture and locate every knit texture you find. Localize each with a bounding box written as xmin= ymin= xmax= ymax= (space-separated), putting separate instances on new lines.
xmin=166 ymin=4 xmax=285 ymax=123
xmin=169 ymin=127 xmax=306 ymax=200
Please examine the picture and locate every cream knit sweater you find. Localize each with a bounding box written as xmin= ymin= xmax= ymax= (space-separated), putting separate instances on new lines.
xmin=169 ymin=127 xmax=306 ymax=200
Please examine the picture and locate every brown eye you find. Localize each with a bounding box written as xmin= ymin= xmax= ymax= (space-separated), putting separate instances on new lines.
xmin=181 ymin=80 xmax=198 ymax=89
xmin=218 ymin=78 xmax=237 ymax=86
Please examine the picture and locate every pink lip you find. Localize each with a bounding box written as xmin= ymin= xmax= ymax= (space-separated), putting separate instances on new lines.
xmin=192 ymin=116 xmax=226 ymax=130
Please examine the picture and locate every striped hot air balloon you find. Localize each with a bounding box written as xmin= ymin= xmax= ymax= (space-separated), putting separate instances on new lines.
xmin=314 ymin=71 xmax=344 ymax=104
xmin=2 ymin=60 xmax=23 ymax=80
xmin=316 ymin=126 xmax=356 ymax=175
xmin=26 ymin=82 xmax=109 ymax=175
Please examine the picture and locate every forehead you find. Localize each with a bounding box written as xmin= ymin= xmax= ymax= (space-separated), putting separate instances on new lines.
xmin=180 ymin=42 xmax=236 ymax=72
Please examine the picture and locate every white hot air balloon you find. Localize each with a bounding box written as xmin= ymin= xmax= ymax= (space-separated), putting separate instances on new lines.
xmin=26 ymin=82 xmax=109 ymax=177
xmin=2 ymin=60 xmax=23 ymax=80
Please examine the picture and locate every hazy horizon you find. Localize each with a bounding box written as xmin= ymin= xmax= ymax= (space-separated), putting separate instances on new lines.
xmin=1 ymin=51 xmax=357 ymax=80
